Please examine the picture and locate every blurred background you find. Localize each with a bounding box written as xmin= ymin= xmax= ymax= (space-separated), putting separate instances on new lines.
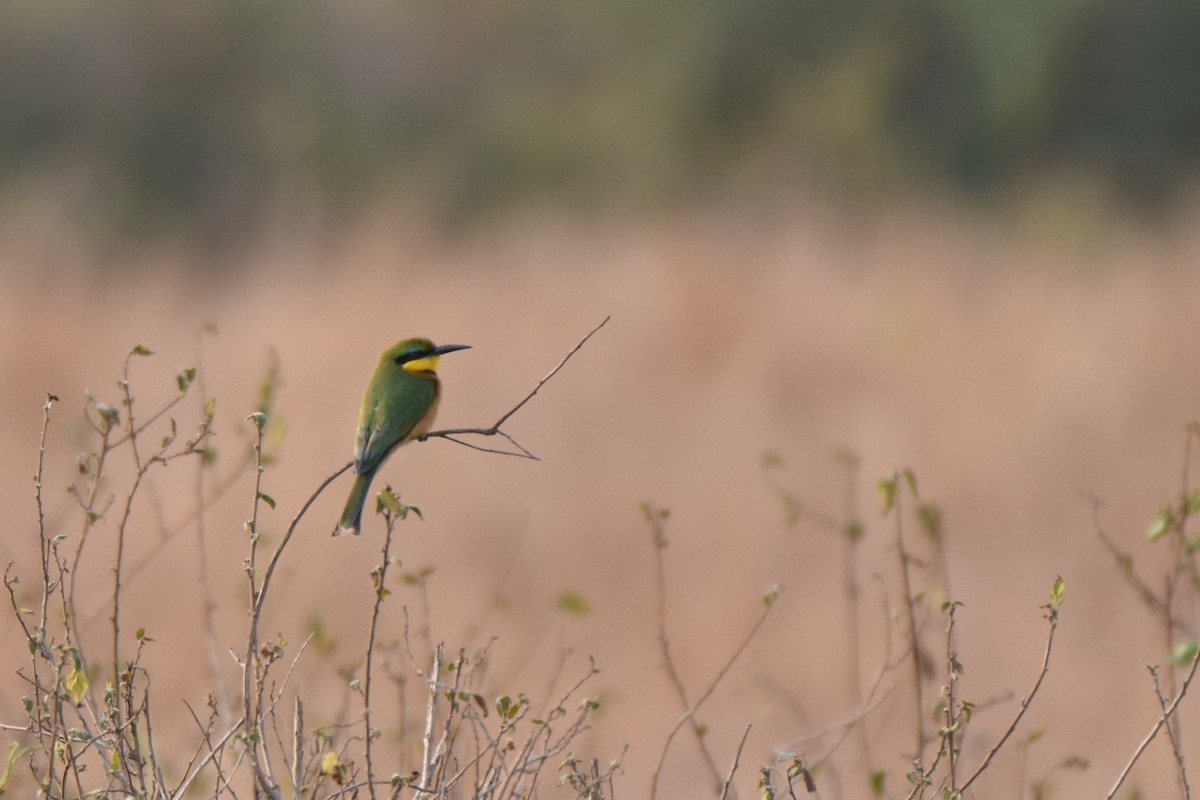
xmin=3 ymin=1 xmax=1200 ymax=796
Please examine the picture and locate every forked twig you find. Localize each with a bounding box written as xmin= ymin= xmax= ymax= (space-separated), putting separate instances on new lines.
xmin=421 ymin=315 xmax=610 ymax=459
xmin=651 ymin=585 xmax=777 ymax=799
xmin=1108 ymin=646 xmax=1200 ymax=799
xmin=644 ymin=504 xmax=725 ymax=791
xmin=1149 ymin=664 xmax=1192 ymax=798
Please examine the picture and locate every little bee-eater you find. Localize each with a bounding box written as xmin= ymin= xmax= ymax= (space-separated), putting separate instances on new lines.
xmin=334 ymin=338 xmax=470 ymax=536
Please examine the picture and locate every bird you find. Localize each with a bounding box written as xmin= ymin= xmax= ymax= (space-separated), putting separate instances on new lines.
xmin=334 ymin=338 xmax=470 ymax=536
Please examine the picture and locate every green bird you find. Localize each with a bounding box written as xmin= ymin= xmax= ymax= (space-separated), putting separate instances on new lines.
xmin=334 ymin=338 xmax=470 ymax=536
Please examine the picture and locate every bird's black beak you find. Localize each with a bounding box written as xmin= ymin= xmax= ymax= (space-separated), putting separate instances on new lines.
xmin=431 ymin=343 xmax=471 ymax=356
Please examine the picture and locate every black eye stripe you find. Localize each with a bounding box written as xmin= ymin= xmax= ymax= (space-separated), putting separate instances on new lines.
xmin=394 ymin=349 xmax=432 ymax=366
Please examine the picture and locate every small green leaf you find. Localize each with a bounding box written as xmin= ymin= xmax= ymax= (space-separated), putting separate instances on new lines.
xmin=902 ymin=468 xmax=918 ymax=497
xmin=1148 ymin=507 xmax=1173 ymax=542
xmin=1050 ymin=575 xmax=1066 ymax=609
xmin=203 ymin=397 xmax=217 ymax=419
xmin=258 ymin=492 xmax=276 ymax=510
xmin=177 ymin=367 xmax=196 ymax=393
xmin=246 ymin=411 xmax=267 ymax=431
xmin=916 ymin=503 xmax=941 ymax=539
xmin=877 ymin=475 xmax=897 ymax=514
xmin=846 ymin=520 xmax=864 ymax=542
xmin=555 ymin=590 xmax=590 ymax=617
xmin=135 ymin=627 xmax=145 ymax=640
xmin=131 ymin=344 xmax=154 ymax=357
xmin=761 ymin=451 xmax=784 ymax=468
xmin=869 ymin=770 xmax=886 ymax=796
xmin=763 ymin=582 xmax=781 ymax=608
xmin=376 ymin=487 xmax=421 ymax=521
xmin=1171 ymin=639 xmax=1199 ymax=666
xmin=65 ymin=658 xmax=89 ymax=705
xmin=377 ymin=486 xmax=404 ymax=515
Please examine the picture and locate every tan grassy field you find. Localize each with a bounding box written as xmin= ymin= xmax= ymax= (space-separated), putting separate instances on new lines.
xmin=2 ymin=201 xmax=1200 ymax=797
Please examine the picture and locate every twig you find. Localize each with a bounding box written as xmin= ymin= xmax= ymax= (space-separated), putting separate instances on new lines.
xmin=1108 ymin=646 xmax=1200 ymax=799
xmin=652 ymin=590 xmax=776 ymax=798
xmin=720 ymin=724 xmax=752 ymax=800
xmin=421 ymin=315 xmax=610 ymax=459
xmin=35 ymin=393 xmax=57 ymax=642
xmin=959 ymin=602 xmax=1060 ymax=793
xmin=292 ymin=697 xmax=304 ymax=796
xmin=27 ymin=394 xmax=58 ymax=736
xmin=778 ymin=573 xmax=900 ymax=773
xmin=1150 ymin=665 xmax=1191 ymax=799
xmin=111 ymin=352 xmax=146 ymax=687
xmin=416 ymin=643 xmax=445 ymax=795
xmin=943 ymin=602 xmax=962 ymax=793
xmin=173 ymin=714 xmax=244 ymax=800
xmin=364 ymin=505 xmax=404 ymax=800
xmin=1086 ymin=493 xmax=1189 ymax=636
xmin=241 ymin=455 xmax=351 ymax=799
xmin=889 ymin=475 xmax=925 ymax=761
xmin=643 ymin=503 xmax=726 ymax=793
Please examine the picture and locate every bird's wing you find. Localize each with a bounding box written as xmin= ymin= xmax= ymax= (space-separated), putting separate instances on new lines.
xmin=353 ymin=390 xmax=427 ymax=474
xmin=355 ymin=400 xmax=397 ymax=474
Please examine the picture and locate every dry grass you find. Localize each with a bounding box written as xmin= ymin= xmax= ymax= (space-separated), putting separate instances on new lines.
xmin=3 ymin=199 xmax=1200 ymax=796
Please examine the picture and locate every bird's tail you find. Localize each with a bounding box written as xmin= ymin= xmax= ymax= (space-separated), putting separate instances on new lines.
xmin=334 ymin=470 xmax=373 ymax=536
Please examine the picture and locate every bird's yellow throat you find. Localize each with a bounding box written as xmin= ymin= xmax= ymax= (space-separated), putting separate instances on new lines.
xmin=402 ymin=354 xmax=441 ymax=374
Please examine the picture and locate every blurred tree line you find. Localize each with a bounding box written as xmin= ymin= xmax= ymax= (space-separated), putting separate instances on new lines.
xmin=2 ymin=0 xmax=1197 ymax=249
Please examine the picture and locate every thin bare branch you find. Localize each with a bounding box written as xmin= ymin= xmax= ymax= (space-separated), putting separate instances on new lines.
xmin=959 ymin=604 xmax=1060 ymax=793
xmin=1109 ymin=646 xmax=1200 ymax=799
xmin=421 ymin=315 xmax=610 ymax=459
xmin=719 ymin=724 xmax=752 ymax=800
xmin=1149 ymin=665 xmax=1192 ymax=799
xmin=652 ymin=591 xmax=776 ymax=799
xmin=643 ymin=503 xmax=726 ymax=792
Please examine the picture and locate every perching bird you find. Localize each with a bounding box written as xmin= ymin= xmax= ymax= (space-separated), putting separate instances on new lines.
xmin=334 ymin=338 xmax=470 ymax=536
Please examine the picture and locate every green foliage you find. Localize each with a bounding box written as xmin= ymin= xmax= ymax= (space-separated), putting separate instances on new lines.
xmin=556 ymin=590 xmax=591 ymax=617
xmin=1171 ymin=639 xmax=1198 ymax=667
xmin=877 ymin=474 xmax=897 ymax=513
xmin=916 ymin=503 xmax=941 ymax=539
xmin=1148 ymin=506 xmax=1173 ymax=541
xmin=13 ymin=345 xmax=1200 ymax=800
xmin=375 ymin=486 xmax=422 ymax=522
xmin=1050 ymin=576 xmax=1066 ymax=610
xmin=0 ymin=742 xmax=33 ymax=793
xmin=64 ymin=654 xmax=88 ymax=706
xmin=2 ymin=1 xmax=1198 ymax=253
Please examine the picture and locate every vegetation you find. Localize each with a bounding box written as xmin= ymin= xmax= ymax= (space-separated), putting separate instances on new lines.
xmin=4 ymin=331 xmax=1200 ymax=798
xmin=2 ymin=1 xmax=1198 ymax=251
